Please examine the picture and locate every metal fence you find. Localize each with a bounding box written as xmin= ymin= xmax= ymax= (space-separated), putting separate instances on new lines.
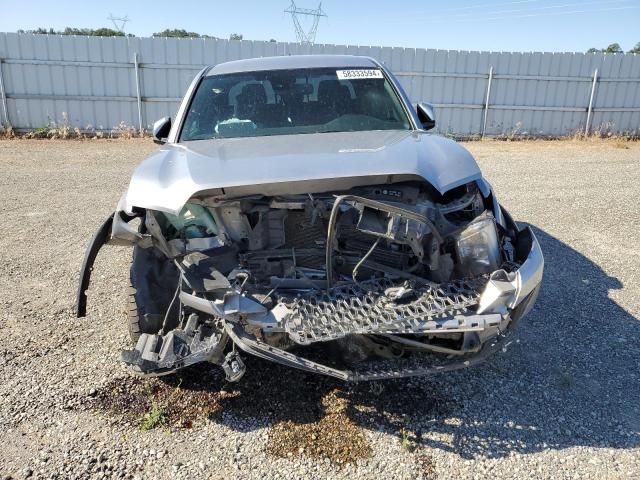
xmin=0 ymin=32 xmax=639 ymax=137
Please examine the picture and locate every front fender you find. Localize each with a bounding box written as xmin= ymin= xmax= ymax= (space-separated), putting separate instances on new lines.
xmin=75 ymin=215 xmax=114 ymax=318
xmin=76 ymin=201 xmax=150 ymax=317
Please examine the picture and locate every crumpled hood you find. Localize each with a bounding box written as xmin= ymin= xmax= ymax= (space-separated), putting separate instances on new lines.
xmin=124 ymin=130 xmax=482 ymax=214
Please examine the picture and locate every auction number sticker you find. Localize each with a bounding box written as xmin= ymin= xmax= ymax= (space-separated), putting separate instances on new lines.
xmin=336 ymin=69 xmax=384 ymax=80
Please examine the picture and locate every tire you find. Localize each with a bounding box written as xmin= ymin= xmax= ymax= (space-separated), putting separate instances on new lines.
xmin=127 ymin=245 xmax=180 ymax=343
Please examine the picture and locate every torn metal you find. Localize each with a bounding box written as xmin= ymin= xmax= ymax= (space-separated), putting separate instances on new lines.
xmin=77 ymin=178 xmax=543 ymax=382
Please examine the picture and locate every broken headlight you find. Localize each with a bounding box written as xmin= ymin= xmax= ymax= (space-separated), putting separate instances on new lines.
xmin=455 ymin=213 xmax=500 ymax=276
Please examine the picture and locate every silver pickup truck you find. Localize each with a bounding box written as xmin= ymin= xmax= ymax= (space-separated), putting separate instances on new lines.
xmin=76 ymin=54 xmax=543 ymax=382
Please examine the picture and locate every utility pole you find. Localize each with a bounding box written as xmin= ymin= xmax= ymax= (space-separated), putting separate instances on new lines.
xmin=107 ymin=14 xmax=130 ymax=34
xmin=284 ymin=1 xmax=327 ymax=44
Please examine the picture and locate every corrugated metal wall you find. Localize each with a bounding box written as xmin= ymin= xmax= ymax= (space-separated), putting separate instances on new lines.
xmin=0 ymin=32 xmax=639 ymax=136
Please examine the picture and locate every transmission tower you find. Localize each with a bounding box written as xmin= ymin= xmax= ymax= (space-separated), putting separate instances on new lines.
xmin=107 ymin=14 xmax=130 ymax=34
xmin=284 ymin=1 xmax=327 ymax=44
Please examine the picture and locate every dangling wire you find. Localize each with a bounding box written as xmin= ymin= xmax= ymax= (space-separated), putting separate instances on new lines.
xmin=352 ymin=238 xmax=381 ymax=286
xmin=161 ymin=273 xmax=182 ymax=335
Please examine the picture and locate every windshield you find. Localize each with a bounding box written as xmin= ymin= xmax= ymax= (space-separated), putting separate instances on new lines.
xmin=179 ymin=67 xmax=412 ymax=141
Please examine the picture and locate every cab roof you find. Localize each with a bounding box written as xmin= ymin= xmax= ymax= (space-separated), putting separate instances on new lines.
xmin=206 ymin=55 xmax=379 ymax=76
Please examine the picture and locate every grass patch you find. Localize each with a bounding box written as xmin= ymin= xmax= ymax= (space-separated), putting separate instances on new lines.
xmin=140 ymin=403 xmax=169 ymax=431
xmin=399 ymin=416 xmax=418 ymax=452
xmin=559 ymin=371 xmax=576 ymax=389
xmin=1 ymin=113 xmax=147 ymax=140
xmin=0 ymin=124 xmax=16 ymax=139
xmin=23 ymin=113 xmax=80 ymax=139
xmin=92 ymin=374 xmax=226 ymax=431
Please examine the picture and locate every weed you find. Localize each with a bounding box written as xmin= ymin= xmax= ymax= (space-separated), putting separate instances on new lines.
xmin=559 ymin=371 xmax=576 ymax=389
xmin=506 ymin=121 xmax=524 ymax=140
xmin=444 ymin=131 xmax=457 ymax=141
xmin=23 ymin=113 xmax=84 ymax=139
xmin=24 ymin=122 xmax=53 ymax=139
xmin=583 ymin=123 xmax=639 ymax=141
xmin=143 ymin=381 xmax=155 ymax=398
xmin=54 ymin=112 xmax=72 ymax=139
xmin=111 ymin=121 xmax=144 ymax=139
xmin=399 ymin=416 xmax=417 ymax=452
xmin=368 ymin=382 xmax=384 ymax=396
xmin=2 ymin=114 xmax=149 ymax=140
xmin=93 ymin=375 xmax=223 ymax=431
xmin=0 ymin=123 xmax=15 ymax=139
xmin=139 ymin=402 xmax=168 ymax=431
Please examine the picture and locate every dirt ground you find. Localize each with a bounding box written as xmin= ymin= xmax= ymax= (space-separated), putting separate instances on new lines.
xmin=0 ymin=138 xmax=639 ymax=479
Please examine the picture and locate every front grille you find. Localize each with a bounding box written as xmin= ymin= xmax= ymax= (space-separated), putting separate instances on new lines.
xmin=276 ymin=276 xmax=489 ymax=344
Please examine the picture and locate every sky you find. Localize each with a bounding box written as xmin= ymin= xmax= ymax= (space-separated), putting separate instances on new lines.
xmin=0 ymin=0 xmax=639 ymax=53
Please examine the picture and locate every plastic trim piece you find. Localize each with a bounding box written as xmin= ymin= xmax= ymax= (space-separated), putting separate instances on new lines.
xmin=75 ymin=215 xmax=114 ymax=318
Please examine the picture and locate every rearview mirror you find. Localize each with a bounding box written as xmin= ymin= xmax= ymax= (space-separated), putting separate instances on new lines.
xmin=416 ymin=103 xmax=436 ymax=131
xmin=152 ymin=117 xmax=172 ymax=144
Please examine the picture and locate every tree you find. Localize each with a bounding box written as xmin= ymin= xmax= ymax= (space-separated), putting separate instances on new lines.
xmin=19 ymin=27 xmax=127 ymax=37
xmin=604 ymin=43 xmax=623 ymax=53
xmin=229 ymin=33 xmax=243 ymax=41
xmin=269 ymin=38 xmax=277 ymax=43
xmin=63 ymin=27 xmax=125 ymax=37
xmin=586 ymin=42 xmax=624 ymax=54
xmin=628 ymin=42 xmax=640 ymax=54
xmin=152 ymin=28 xmax=202 ymax=38
xmin=19 ymin=27 xmax=56 ymax=34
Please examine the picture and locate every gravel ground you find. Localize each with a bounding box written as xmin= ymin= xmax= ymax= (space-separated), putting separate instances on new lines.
xmin=0 ymin=138 xmax=638 ymax=480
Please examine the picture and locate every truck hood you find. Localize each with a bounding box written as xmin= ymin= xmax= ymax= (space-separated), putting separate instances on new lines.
xmin=124 ymin=130 xmax=483 ymax=214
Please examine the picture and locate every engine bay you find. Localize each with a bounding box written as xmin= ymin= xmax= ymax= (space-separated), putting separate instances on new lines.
xmin=156 ymin=180 xmax=507 ymax=289
xmin=109 ymin=179 xmax=536 ymax=381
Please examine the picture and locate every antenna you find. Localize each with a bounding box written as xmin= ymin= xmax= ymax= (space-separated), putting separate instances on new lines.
xmin=107 ymin=14 xmax=130 ymax=34
xmin=284 ymin=1 xmax=327 ymax=44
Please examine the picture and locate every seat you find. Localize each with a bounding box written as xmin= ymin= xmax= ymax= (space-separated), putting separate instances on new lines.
xmin=235 ymin=83 xmax=267 ymax=120
xmin=359 ymin=87 xmax=395 ymax=121
xmin=317 ymin=80 xmax=352 ymax=121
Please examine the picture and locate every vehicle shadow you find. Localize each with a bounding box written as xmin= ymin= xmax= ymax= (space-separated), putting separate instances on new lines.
xmin=166 ymin=225 xmax=640 ymax=459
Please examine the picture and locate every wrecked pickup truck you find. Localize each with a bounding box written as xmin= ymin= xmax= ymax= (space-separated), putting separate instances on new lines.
xmin=76 ymin=55 xmax=543 ymax=382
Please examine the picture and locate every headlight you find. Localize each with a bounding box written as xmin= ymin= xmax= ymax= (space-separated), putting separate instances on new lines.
xmin=455 ymin=213 xmax=500 ymax=276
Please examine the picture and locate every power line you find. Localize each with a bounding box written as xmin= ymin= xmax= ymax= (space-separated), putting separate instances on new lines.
xmin=434 ymin=0 xmax=542 ymax=13
xmin=425 ymin=0 xmax=631 ymax=21
xmin=422 ymin=4 xmax=639 ymax=24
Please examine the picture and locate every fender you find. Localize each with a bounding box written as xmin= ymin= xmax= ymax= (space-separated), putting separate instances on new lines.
xmin=75 ymin=215 xmax=114 ymax=317
xmin=76 ymin=208 xmax=150 ymax=317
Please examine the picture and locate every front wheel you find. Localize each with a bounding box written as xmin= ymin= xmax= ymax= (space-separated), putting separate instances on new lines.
xmin=127 ymin=246 xmax=180 ymax=343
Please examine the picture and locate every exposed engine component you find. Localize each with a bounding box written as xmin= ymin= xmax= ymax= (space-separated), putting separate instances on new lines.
xmin=99 ymin=180 xmax=541 ymax=380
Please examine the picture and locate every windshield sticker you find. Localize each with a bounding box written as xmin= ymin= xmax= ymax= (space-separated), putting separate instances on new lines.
xmin=336 ymin=69 xmax=384 ymax=80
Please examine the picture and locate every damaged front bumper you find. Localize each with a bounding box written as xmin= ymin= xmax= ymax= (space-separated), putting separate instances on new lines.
xmin=120 ymin=225 xmax=543 ymax=381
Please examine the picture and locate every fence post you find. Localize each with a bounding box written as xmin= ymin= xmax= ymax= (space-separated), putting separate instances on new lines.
xmin=481 ymin=66 xmax=493 ymax=138
xmin=0 ymin=59 xmax=9 ymax=127
xmin=133 ymin=53 xmax=144 ymax=135
xmin=584 ymin=68 xmax=598 ymax=137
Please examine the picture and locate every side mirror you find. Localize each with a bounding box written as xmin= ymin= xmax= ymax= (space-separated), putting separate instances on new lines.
xmin=416 ymin=103 xmax=436 ymax=131
xmin=152 ymin=117 xmax=172 ymax=144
